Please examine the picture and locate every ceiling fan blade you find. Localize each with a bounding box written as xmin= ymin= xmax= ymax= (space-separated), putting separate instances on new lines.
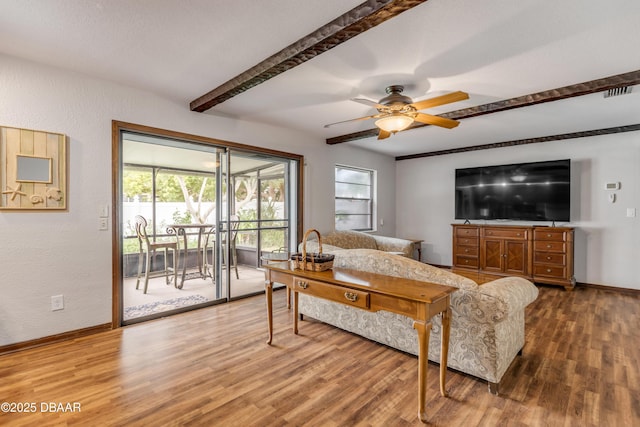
xmin=411 ymin=91 xmax=469 ymax=111
xmin=351 ymin=98 xmax=384 ymax=109
xmin=324 ymin=114 xmax=381 ymax=128
xmin=377 ymin=129 xmax=391 ymax=140
xmin=414 ymin=113 xmax=460 ymax=129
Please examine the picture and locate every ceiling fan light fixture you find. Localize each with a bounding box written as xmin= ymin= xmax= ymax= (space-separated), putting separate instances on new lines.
xmin=375 ymin=114 xmax=414 ymax=133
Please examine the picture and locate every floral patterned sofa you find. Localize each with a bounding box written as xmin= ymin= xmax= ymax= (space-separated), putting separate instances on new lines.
xmin=313 ymin=230 xmax=415 ymax=257
xmin=297 ymin=246 xmax=539 ymax=394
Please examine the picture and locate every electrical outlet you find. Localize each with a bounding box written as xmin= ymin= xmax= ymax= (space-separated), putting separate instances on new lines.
xmin=99 ymin=218 xmax=109 ymax=230
xmin=51 ymin=295 xmax=64 ymax=311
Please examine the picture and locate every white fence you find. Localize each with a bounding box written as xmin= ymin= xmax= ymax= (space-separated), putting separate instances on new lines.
xmin=123 ymin=201 xmax=216 ymax=236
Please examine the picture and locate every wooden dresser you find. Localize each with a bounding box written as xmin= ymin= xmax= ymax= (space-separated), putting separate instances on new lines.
xmin=452 ymin=224 xmax=575 ymax=290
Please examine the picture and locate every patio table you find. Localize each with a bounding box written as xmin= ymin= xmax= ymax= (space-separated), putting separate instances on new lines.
xmin=167 ymin=223 xmax=214 ymax=288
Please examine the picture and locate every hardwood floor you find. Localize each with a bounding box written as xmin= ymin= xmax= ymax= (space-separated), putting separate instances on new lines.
xmin=1 ymin=285 xmax=638 ymax=426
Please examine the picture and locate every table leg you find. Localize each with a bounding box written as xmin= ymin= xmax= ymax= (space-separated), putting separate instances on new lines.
xmin=292 ymin=289 xmax=299 ymax=335
xmin=413 ymin=318 xmax=432 ymax=423
xmin=177 ymin=233 xmax=189 ymax=289
xmin=196 ymin=228 xmax=204 ymax=277
xmin=265 ymin=280 xmax=273 ymax=345
xmin=440 ymin=306 xmax=452 ymax=397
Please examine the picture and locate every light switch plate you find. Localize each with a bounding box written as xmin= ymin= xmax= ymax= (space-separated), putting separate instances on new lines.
xmin=604 ymin=182 xmax=620 ymax=190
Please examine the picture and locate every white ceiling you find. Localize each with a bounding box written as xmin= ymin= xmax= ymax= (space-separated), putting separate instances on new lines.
xmin=1 ymin=0 xmax=639 ymax=157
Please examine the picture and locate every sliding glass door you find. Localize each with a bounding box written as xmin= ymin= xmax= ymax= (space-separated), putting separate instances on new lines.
xmin=120 ymin=133 xmax=223 ymax=323
xmin=226 ymin=150 xmax=295 ymax=299
xmin=115 ymin=124 xmax=301 ymax=325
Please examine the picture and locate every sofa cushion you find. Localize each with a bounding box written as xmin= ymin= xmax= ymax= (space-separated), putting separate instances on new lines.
xmin=322 ymin=230 xmax=378 ymax=250
xmin=303 ymin=230 xmax=415 ymax=257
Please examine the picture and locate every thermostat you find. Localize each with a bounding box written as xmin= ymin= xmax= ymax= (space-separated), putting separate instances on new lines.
xmin=604 ymin=182 xmax=620 ymax=190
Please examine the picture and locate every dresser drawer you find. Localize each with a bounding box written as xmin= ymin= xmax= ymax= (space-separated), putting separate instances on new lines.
xmin=456 ymin=227 xmax=479 ymax=238
xmin=293 ymin=277 xmax=369 ymax=309
xmin=455 ymin=245 xmax=478 ymax=256
xmin=534 ymin=252 xmax=566 ymax=265
xmin=534 ymin=241 xmax=566 ymax=252
xmin=534 ymin=229 xmax=568 ymax=241
xmin=455 ymin=256 xmax=479 ymax=268
xmin=534 ymin=264 xmax=566 ymax=278
xmin=483 ymin=228 xmax=528 ymax=240
xmin=456 ymin=237 xmax=478 ymax=246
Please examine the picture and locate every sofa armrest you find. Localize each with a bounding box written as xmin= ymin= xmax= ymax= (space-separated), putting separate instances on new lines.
xmin=452 ymin=277 xmax=537 ymax=325
xmin=371 ymin=235 xmax=414 ymax=257
xmin=479 ymin=277 xmax=539 ymax=314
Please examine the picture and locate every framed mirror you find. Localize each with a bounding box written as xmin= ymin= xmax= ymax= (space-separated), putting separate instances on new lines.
xmin=16 ymin=155 xmax=53 ymax=183
xmin=1 ymin=126 xmax=67 ymax=211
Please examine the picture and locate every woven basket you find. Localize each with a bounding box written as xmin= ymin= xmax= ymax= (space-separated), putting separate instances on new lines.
xmin=290 ymin=228 xmax=334 ymax=272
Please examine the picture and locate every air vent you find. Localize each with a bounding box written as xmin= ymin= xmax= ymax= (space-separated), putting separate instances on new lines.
xmin=604 ymin=86 xmax=633 ymax=98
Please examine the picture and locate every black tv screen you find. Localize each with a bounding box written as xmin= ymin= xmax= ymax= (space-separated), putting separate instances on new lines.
xmin=455 ymin=159 xmax=571 ymax=222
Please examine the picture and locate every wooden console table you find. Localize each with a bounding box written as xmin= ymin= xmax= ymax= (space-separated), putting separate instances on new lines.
xmin=263 ymin=262 xmax=457 ymax=423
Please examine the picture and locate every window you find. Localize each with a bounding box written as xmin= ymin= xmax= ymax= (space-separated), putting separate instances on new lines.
xmin=335 ymin=165 xmax=375 ymax=231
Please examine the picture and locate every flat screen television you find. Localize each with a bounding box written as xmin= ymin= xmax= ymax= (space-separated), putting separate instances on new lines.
xmin=455 ymin=159 xmax=571 ymax=222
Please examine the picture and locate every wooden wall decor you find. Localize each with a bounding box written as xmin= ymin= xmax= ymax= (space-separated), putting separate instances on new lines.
xmin=1 ymin=126 xmax=67 ymax=211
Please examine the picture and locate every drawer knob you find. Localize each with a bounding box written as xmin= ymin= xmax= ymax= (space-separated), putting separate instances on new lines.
xmin=344 ymin=292 xmax=358 ymax=302
xmin=298 ymin=281 xmax=308 ymax=289
xmin=465 ymin=249 xmax=469 ymax=253
xmin=547 ymin=269 xmax=552 ymax=273
xmin=547 ymin=256 xmax=552 ymax=260
xmin=547 ymin=233 xmax=552 ymax=237
xmin=547 ymin=244 xmax=552 ymax=248
xmin=517 ymin=233 xmax=521 ymax=236
xmin=465 ymin=260 xmax=469 ymax=264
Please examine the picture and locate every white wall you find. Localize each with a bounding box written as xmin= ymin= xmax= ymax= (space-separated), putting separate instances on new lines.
xmin=396 ymin=133 xmax=640 ymax=290
xmin=299 ymin=144 xmax=396 ymax=237
xmin=317 ymin=144 xmax=397 ymax=236
xmin=0 ymin=54 xmax=397 ymax=345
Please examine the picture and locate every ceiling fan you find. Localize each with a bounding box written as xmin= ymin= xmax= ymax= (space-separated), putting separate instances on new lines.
xmin=324 ymin=85 xmax=469 ymax=140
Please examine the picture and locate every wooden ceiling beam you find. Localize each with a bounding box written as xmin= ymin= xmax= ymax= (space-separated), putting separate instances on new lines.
xmin=395 ymin=124 xmax=640 ymax=161
xmin=326 ymin=70 xmax=640 ymax=144
xmin=190 ymin=0 xmax=427 ymax=112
